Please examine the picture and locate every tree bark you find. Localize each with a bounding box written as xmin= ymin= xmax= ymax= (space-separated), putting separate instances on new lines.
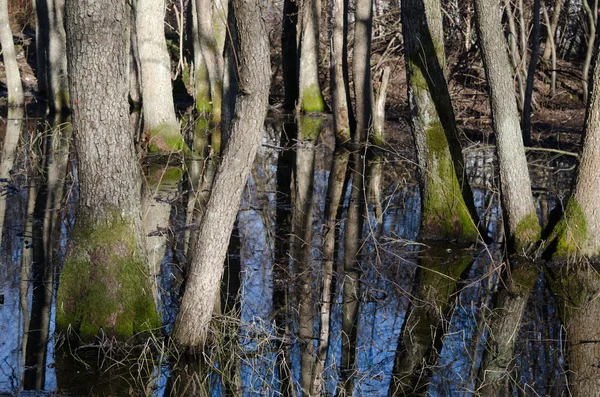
xmin=298 ymin=0 xmax=326 ymax=113
xmin=57 ymin=0 xmax=160 ymax=340
xmin=330 ymin=0 xmax=352 ymax=143
xmin=46 ymin=0 xmax=69 ymax=112
xmin=173 ymin=0 xmax=271 ymax=348
xmin=353 ymin=0 xmax=373 ymax=143
xmin=473 ymin=0 xmax=540 ymax=252
xmin=135 ymin=0 xmax=183 ymax=153
xmin=542 ymin=0 xmax=563 ymax=61
xmin=522 ymin=0 xmax=540 ymax=146
xmin=581 ymin=0 xmax=597 ymax=103
xmin=402 ymin=0 xmax=479 ymax=242
xmin=0 ymin=0 xmax=24 ymax=106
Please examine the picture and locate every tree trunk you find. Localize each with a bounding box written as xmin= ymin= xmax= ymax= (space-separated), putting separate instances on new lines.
xmin=298 ymin=0 xmax=326 ymax=113
xmin=401 ymin=0 xmax=479 ymax=242
xmin=330 ymin=0 xmax=352 ymax=143
xmin=57 ymin=0 xmax=160 ymax=340
xmin=46 ymin=0 xmax=69 ymax=112
xmin=581 ymin=0 xmax=597 ymax=103
xmin=473 ymin=0 xmax=540 ymax=252
xmin=502 ymin=0 xmax=526 ymax=111
xmin=522 ymin=0 xmax=540 ymax=146
xmin=194 ymin=0 xmax=224 ymax=126
xmin=135 ymin=0 xmax=183 ymax=153
xmin=353 ymin=0 xmax=373 ymax=143
xmin=173 ymin=0 xmax=271 ymax=348
xmin=542 ymin=0 xmax=563 ymax=61
xmin=0 ymin=0 xmax=24 ymax=106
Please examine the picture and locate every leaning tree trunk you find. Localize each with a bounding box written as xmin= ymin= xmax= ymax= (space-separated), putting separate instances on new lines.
xmin=401 ymin=0 xmax=479 ymax=242
xmin=582 ymin=0 xmax=597 ymax=103
xmin=298 ymin=0 xmax=326 ymax=113
xmin=522 ymin=0 xmax=540 ymax=146
xmin=542 ymin=0 xmax=563 ymax=61
xmin=473 ymin=0 xmax=540 ymax=252
xmin=0 ymin=0 xmax=24 ymax=106
xmin=56 ymin=0 xmax=160 ymax=340
xmin=173 ymin=0 xmax=271 ymax=348
xmin=135 ymin=0 xmax=183 ymax=153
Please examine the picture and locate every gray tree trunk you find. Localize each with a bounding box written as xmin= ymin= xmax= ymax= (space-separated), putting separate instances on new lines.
xmin=298 ymin=0 xmax=326 ymax=113
xmin=402 ymin=0 xmax=479 ymax=242
xmin=542 ymin=0 xmax=563 ymax=61
xmin=173 ymin=0 xmax=271 ymax=348
xmin=46 ymin=0 xmax=69 ymax=112
xmin=57 ymin=0 xmax=160 ymax=340
xmin=0 ymin=0 xmax=24 ymax=106
xmin=353 ymin=0 xmax=373 ymax=142
xmin=522 ymin=0 xmax=540 ymax=145
xmin=135 ymin=0 xmax=182 ymax=152
xmin=473 ymin=0 xmax=540 ymax=252
xmin=330 ymin=0 xmax=351 ymax=143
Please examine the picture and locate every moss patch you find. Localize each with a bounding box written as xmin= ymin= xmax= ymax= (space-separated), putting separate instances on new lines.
xmin=421 ymin=122 xmax=478 ymax=242
xmin=147 ymin=123 xmax=191 ymax=156
xmin=547 ymin=198 xmax=587 ymax=259
xmin=512 ymin=212 xmax=541 ymax=253
xmin=300 ymin=116 xmax=324 ymax=141
xmin=146 ymin=165 xmax=184 ymax=190
xmin=56 ymin=212 xmax=161 ymax=341
xmin=301 ymin=84 xmax=326 ymax=113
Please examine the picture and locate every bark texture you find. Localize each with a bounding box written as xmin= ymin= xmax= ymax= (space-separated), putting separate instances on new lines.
xmin=298 ymin=0 xmax=326 ymax=112
xmin=330 ymin=0 xmax=352 ymax=143
xmin=353 ymin=0 xmax=373 ymax=142
xmin=57 ymin=0 xmax=159 ymax=339
xmin=474 ymin=0 xmax=540 ymax=251
xmin=46 ymin=0 xmax=70 ymax=112
xmin=402 ymin=0 xmax=478 ymax=242
xmin=135 ymin=0 xmax=182 ymax=151
xmin=547 ymin=20 xmax=600 ymax=259
xmin=173 ymin=0 xmax=271 ymax=348
xmin=0 ymin=0 xmax=24 ymax=106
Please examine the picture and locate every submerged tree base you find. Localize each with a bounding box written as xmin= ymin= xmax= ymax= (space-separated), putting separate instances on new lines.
xmin=56 ymin=213 xmax=160 ymax=341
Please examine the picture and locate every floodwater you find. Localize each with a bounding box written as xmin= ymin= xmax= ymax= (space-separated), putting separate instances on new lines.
xmin=0 ymin=106 xmax=576 ymax=396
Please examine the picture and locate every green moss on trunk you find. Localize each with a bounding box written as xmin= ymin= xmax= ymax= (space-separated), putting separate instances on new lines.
xmin=301 ymin=84 xmax=326 ymax=113
xmin=421 ymin=122 xmax=478 ymax=242
xmin=57 ymin=213 xmax=160 ymax=340
xmin=300 ymin=116 xmax=324 ymax=141
xmin=513 ymin=212 xmax=541 ymax=253
xmin=147 ymin=123 xmax=190 ymax=155
xmin=547 ymin=198 xmax=587 ymax=259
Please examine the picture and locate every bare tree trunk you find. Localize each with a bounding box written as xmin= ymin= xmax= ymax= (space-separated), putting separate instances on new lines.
xmin=402 ymin=0 xmax=479 ymax=242
xmin=581 ymin=0 xmax=597 ymax=103
xmin=46 ymin=0 xmax=69 ymax=112
xmin=542 ymin=0 xmax=563 ymax=61
xmin=353 ymin=0 xmax=373 ymax=143
xmin=522 ymin=0 xmax=541 ymax=145
xmin=542 ymin=3 xmax=557 ymax=96
xmin=173 ymin=0 xmax=271 ymax=348
xmin=32 ymin=0 xmax=48 ymax=95
xmin=372 ymin=67 xmax=389 ymax=146
xmin=330 ymin=0 xmax=352 ymax=143
xmin=135 ymin=0 xmax=183 ymax=153
xmin=195 ymin=0 xmax=224 ymax=126
xmin=57 ymin=0 xmax=160 ymax=340
xmin=473 ymin=0 xmax=541 ymax=252
xmin=298 ymin=0 xmax=326 ymax=113
xmin=503 ymin=0 xmax=526 ymax=111
xmin=0 ymin=0 xmax=24 ymax=106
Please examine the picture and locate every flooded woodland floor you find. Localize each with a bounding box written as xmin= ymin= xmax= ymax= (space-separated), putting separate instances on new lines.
xmin=0 ymin=102 xmax=581 ymax=396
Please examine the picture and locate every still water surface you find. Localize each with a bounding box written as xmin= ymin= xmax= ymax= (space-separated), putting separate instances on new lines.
xmin=0 ymin=107 xmax=575 ymax=396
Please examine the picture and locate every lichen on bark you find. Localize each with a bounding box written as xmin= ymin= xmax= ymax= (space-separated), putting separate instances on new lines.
xmin=301 ymin=84 xmax=326 ymax=113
